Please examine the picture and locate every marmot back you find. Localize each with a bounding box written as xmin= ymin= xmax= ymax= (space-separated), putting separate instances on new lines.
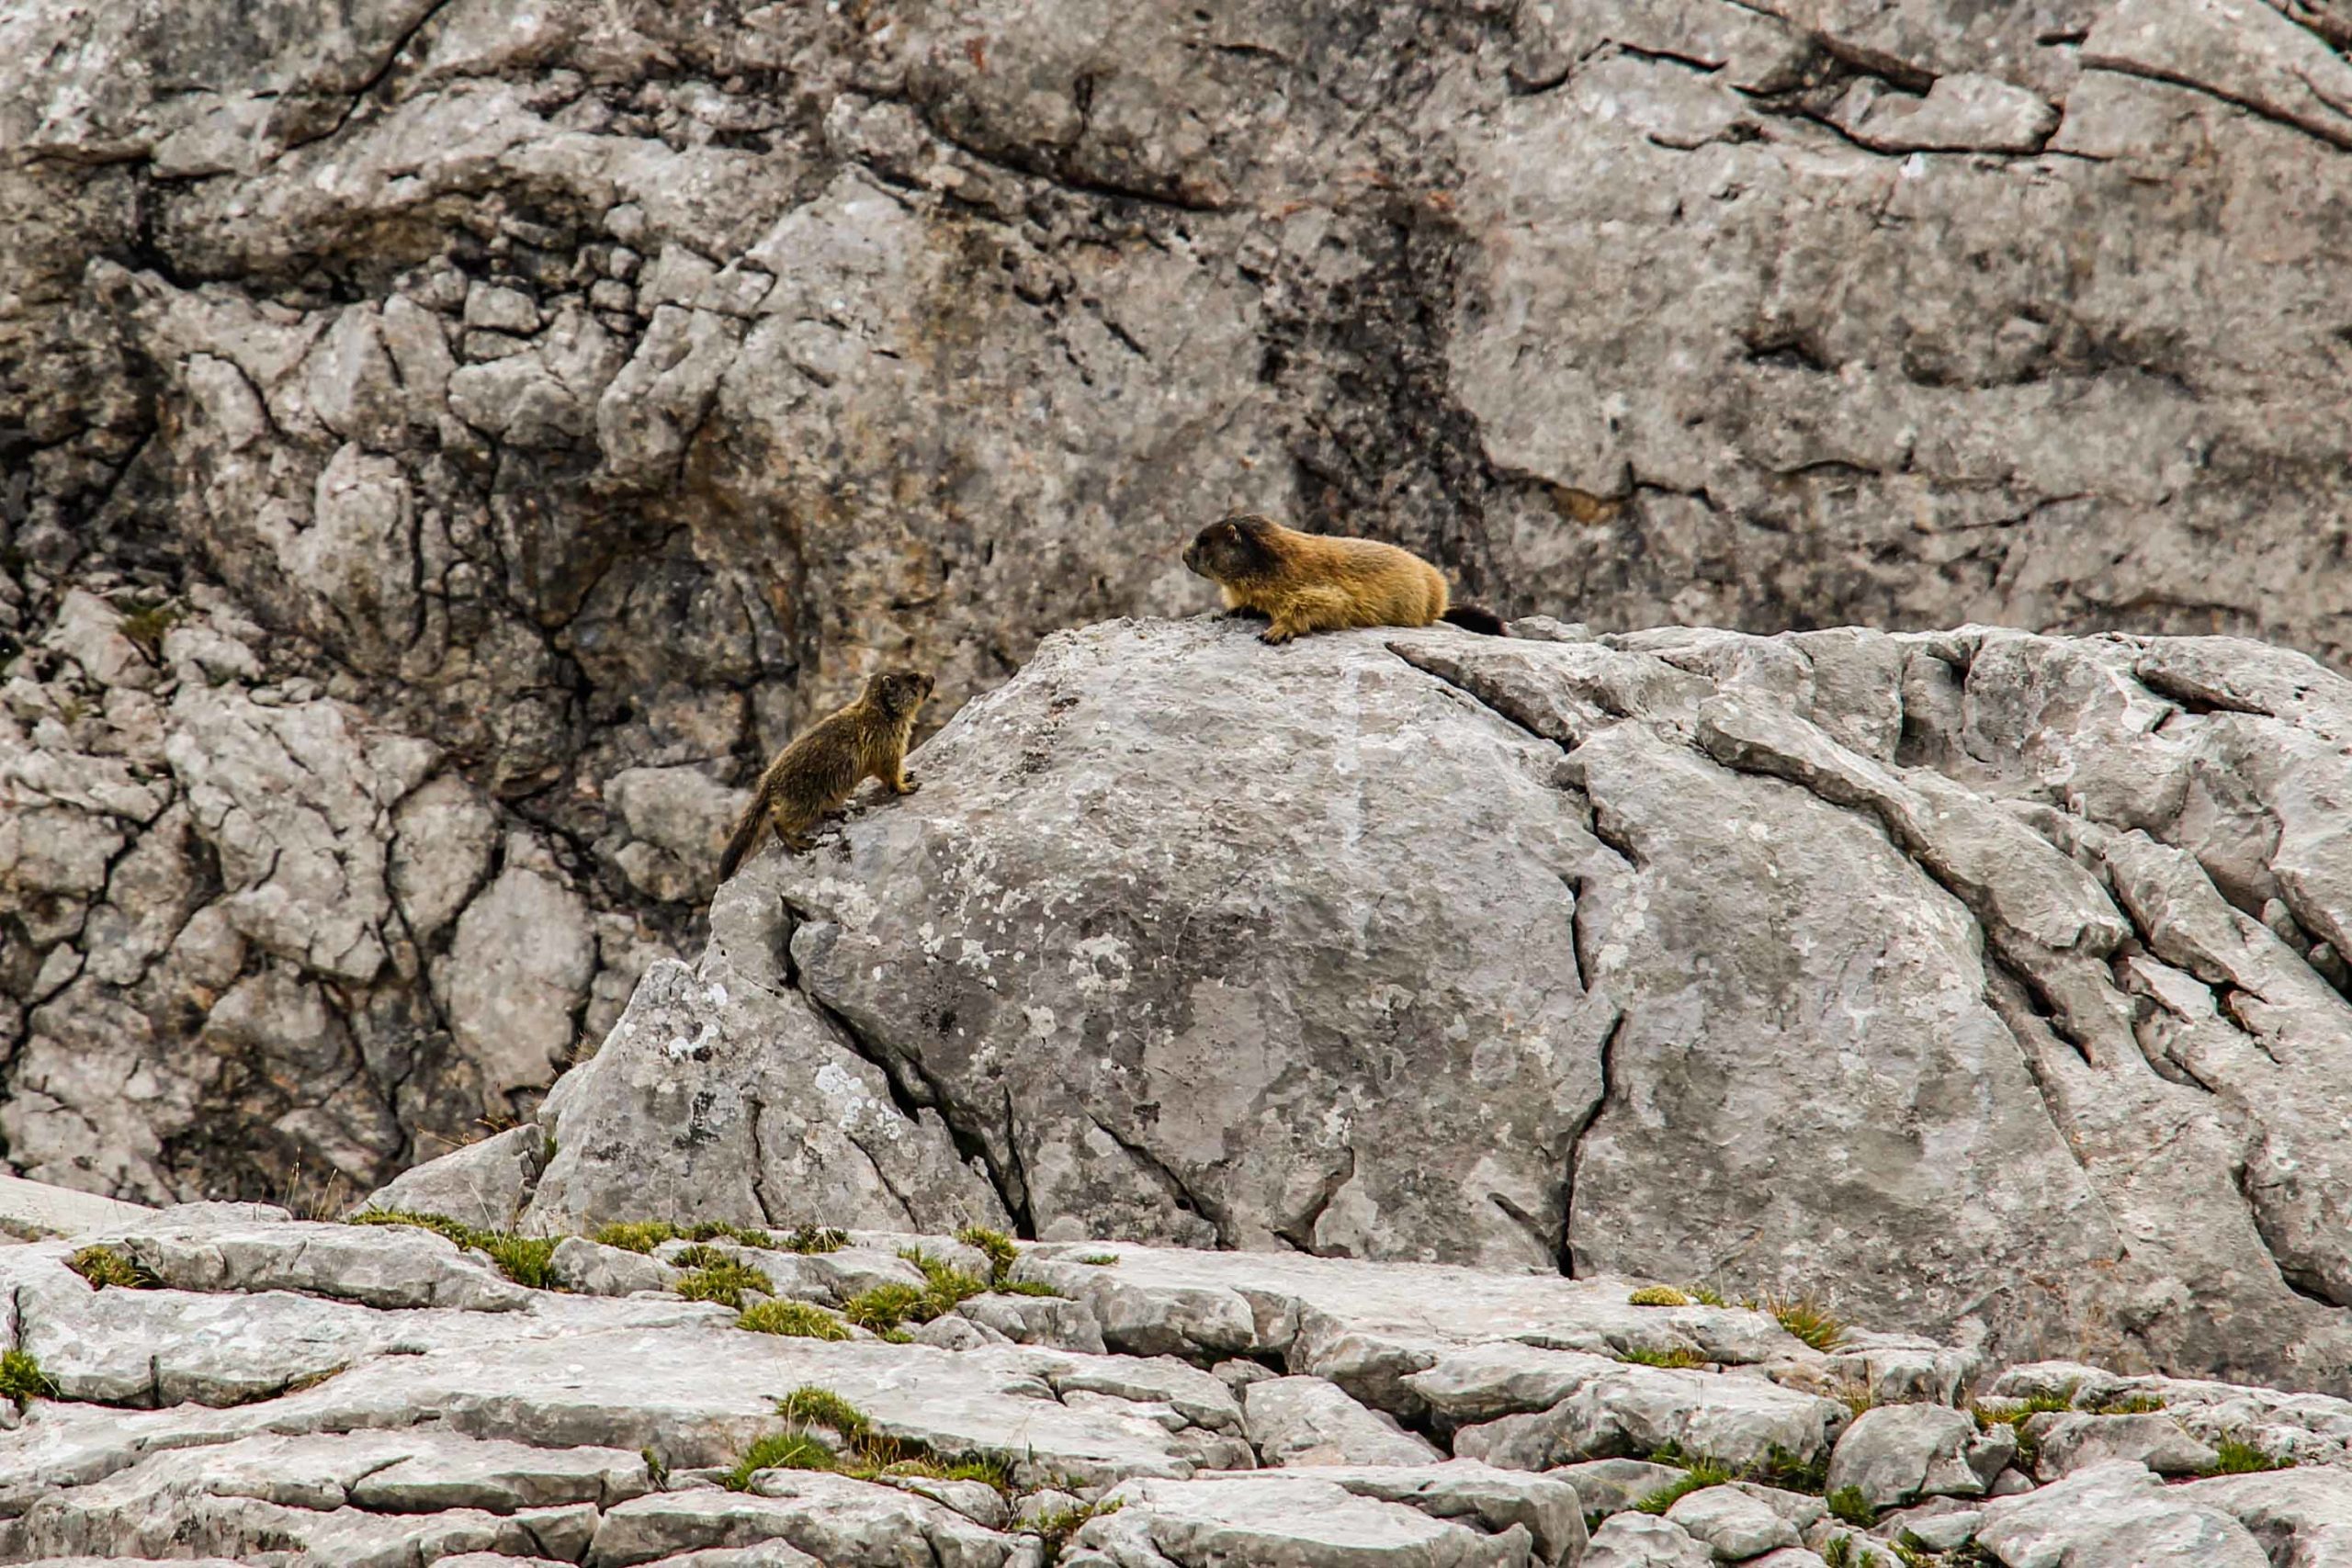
xmin=717 ymin=669 xmax=934 ymax=883
xmin=1182 ymin=513 xmax=1504 ymax=643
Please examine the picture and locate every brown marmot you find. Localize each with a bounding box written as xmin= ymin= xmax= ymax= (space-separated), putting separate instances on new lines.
xmin=1182 ymin=513 xmax=1506 ymax=644
xmin=717 ymin=669 xmax=934 ymax=880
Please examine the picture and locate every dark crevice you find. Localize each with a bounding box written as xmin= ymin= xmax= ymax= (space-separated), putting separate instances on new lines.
xmin=1557 ymin=1010 xmax=1624 ymax=1279
xmin=1565 ymin=874 xmax=1591 ymax=994
xmin=2133 ymin=664 xmax=2277 ymax=719
xmin=742 ymin=1095 xmax=782 ymax=1226
xmin=1272 ymin=1145 xmax=1356 ymax=1253
xmin=1087 ymin=1113 xmax=1227 ymax=1247
xmin=774 ymin=892 xmax=1031 ymax=1229
xmin=2079 ymin=57 xmax=2352 ymax=153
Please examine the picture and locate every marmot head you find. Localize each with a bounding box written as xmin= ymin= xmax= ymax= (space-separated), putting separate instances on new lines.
xmin=1182 ymin=513 xmax=1281 ymax=582
xmin=866 ymin=669 xmax=935 ymax=718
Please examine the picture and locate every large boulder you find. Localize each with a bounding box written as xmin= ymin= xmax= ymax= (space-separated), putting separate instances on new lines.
xmin=10 ymin=0 xmax=2352 ymax=1216
xmin=401 ymin=615 xmax=2352 ymax=1393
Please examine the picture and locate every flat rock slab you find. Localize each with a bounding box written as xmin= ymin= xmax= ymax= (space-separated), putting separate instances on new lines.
xmin=1581 ymin=1513 xmax=1712 ymax=1568
xmin=1975 ymin=1461 xmax=2269 ymax=1568
xmin=1199 ymin=1462 xmax=1588 ymax=1567
xmin=588 ymin=1477 xmax=1013 ymax=1567
xmin=1246 ymin=1376 xmax=1444 ymax=1468
xmin=1012 ymin=1243 xmax=1810 ymax=1409
xmin=0 ymin=1177 xmax=151 ymax=1239
xmin=1074 ymin=1473 xmax=1540 ymax=1566
xmin=1414 ymin=1345 xmax=1847 ymax=1471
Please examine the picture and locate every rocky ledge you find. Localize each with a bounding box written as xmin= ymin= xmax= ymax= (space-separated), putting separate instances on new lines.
xmin=395 ymin=615 xmax=2352 ymax=1395
xmin=3 ymin=1194 xmax=2348 ymax=1567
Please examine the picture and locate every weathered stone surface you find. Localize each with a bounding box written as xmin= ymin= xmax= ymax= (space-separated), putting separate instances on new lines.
xmin=774 ymin=620 xmax=1611 ymax=1269
xmin=11 ymin=0 xmax=2352 ymax=1258
xmin=2025 ymin=1411 xmax=2221 ymax=1479
xmin=362 ymin=616 xmax=2352 ymax=1395
xmin=1826 ymin=1404 xmax=1999 ymax=1509
xmin=0 ymin=1175 xmax=148 ymax=1239
xmin=1445 ymin=1354 xmax=1848 ymax=1472
xmin=359 ymin=1123 xmax=547 ymax=1232
xmin=2182 ymin=1467 xmax=2352 ymax=1568
xmin=1666 ymin=1484 xmax=1799 ymax=1559
xmin=1212 ymin=1463 xmax=1589 ymax=1568
xmin=1821 ymin=1334 xmax=1981 ymax=1409
xmin=1076 ymin=1474 xmax=1538 ymax=1566
xmin=1974 ymin=1461 xmax=2269 ymax=1568
xmin=1244 ymin=1376 xmax=1444 ymax=1468
xmin=549 ymin=1236 xmax=679 ymax=1298
xmin=1581 ymin=1514 xmax=1713 ymax=1568
xmin=85 ymin=1213 xmax=534 ymax=1311
xmin=590 ymin=1477 xmax=1013 ymax=1568
xmin=1544 ymin=1459 xmax=1685 ymax=1517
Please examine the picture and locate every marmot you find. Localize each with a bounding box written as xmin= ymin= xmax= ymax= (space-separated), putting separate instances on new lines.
xmin=717 ymin=669 xmax=934 ymax=880
xmin=1182 ymin=513 xmax=1506 ymax=644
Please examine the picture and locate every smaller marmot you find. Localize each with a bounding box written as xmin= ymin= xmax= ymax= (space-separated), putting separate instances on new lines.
xmin=1182 ymin=513 xmax=1506 ymax=644
xmin=717 ymin=668 xmax=935 ymax=880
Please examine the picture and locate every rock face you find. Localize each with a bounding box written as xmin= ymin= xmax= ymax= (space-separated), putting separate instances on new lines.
xmin=453 ymin=615 xmax=2352 ymax=1393
xmin=7 ymin=0 xmax=2352 ymax=1207
xmin=17 ymin=1192 xmax=2352 ymax=1564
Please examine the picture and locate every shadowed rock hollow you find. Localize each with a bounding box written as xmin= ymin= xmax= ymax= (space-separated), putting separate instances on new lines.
xmin=419 ymin=615 xmax=2352 ymax=1395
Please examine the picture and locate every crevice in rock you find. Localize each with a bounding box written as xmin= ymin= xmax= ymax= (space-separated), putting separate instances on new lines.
xmin=1087 ymin=1113 xmax=1227 ymax=1247
xmin=1564 ymin=874 xmax=1590 ymax=994
xmin=742 ymin=1095 xmax=781 ymax=1227
xmin=2078 ymin=59 xmax=2352 ymax=153
xmin=998 ymin=1085 xmax=1039 ymax=1241
xmin=1272 ymin=1145 xmax=1356 ymax=1254
xmin=1556 ymin=1009 xmax=1625 ymax=1279
xmin=774 ymin=892 xmax=1031 ymax=1230
xmin=2133 ymin=663 xmax=2277 ymax=719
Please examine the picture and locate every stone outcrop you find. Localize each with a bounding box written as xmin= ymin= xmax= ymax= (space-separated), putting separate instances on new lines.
xmin=434 ymin=615 xmax=2352 ymax=1395
xmin=6 ymin=1191 xmax=2352 ymax=1565
xmin=7 ymin=0 xmax=2352 ymax=1207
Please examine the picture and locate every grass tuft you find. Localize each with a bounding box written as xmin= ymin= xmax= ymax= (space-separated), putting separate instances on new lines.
xmin=675 ymin=1260 xmax=775 ymax=1310
xmin=1752 ymin=1443 xmax=1830 ymax=1495
xmin=1634 ymin=1461 xmax=1731 ymax=1514
xmin=901 ymin=1247 xmax=989 ymax=1319
xmin=843 ymin=1282 xmax=927 ymax=1334
xmin=1819 ymin=1536 xmax=1857 ymax=1568
xmin=1031 ymin=1497 xmax=1122 ymax=1563
xmin=117 ymin=600 xmax=184 ymax=660
xmin=1617 ymin=1346 xmax=1708 ymax=1369
xmin=2203 ymin=1438 xmax=2296 ymax=1475
xmin=2090 ymin=1394 xmax=2165 ymax=1416
xmin=737 ymin=1300 xmax=853 ymax=1340
xmin=725 ymin=1429 xmax=839 ymax=1490
xmin=592 ymin=1221 xmax=681 ymax=1254
xmin=590 ymin=1219 xmax=778 ymax=1254
xmin=346 ymin=1210 xmax=557 ymax=1288
xmin=1746 ymin=1291 xmax=1843 ymax=1351
xmin=1685 ymin=1283 xmax=1727 ymax=1307
xmin=1075 ymin=1252 xmax=1120 ymax=1266
xmin=67 ymin=1245 xmax=161 ymax=1291
xmin=0 ymin=1348 xmax=54 ymax=1408
xmin=1628 ymin=1285 xmax=1690 ymax=1307
xmin=1826 ymin=1484 xmax=1876 ymax=1526
xmin=780 ymin=1225 xmax=848 ymax=1254
xmin=780 ymin=1384 xmax=873 ymax=1439
xmin=724 ymin=1385 xmax=1019 ymax=1499
xmin=473 ymin=1234 xmax=558 ymax=1290
xmin=956 ymin=1224 xmax=1020 ymax=1283
xmin=994 ymin=1280 xmax=1065 ymax=1298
